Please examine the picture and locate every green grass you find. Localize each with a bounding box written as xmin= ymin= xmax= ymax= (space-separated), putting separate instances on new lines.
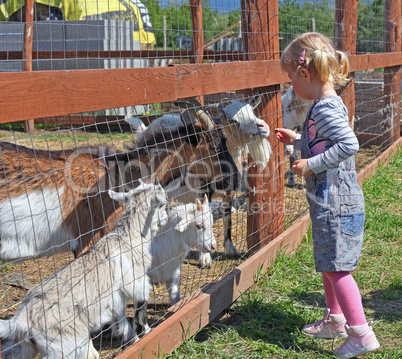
xmin=167 ymin=148 xmax=402 ymax=358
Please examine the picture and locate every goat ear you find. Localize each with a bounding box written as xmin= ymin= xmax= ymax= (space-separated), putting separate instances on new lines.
xmin=221 ymin=98 xmax=231 ymax=106
xmin=108 ymin=189 xmax=129 ymax=203
xmin=196 ymin=198 xmax=203 ymax=212
xmin=248 ymin=89 xmax=263 ymax=109
xmin=154 ymin=194 xmax=168 ymax=207
xmin=202 ymin=194 xmax=209 ymax=206
xmin=185 ymin=122 xmax=202 ymax=147
xmin=175 ymin=217 xmax=191 ymax=232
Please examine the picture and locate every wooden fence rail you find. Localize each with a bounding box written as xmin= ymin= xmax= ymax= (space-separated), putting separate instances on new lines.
xmin=1 ymin=54 xmax=402 ymax=125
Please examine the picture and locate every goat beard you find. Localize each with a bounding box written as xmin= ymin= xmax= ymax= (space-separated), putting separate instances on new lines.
xmin=247 ymin=138 xmax=272 ymax=170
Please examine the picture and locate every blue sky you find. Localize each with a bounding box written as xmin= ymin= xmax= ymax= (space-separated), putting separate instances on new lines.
xmin=210 ymin=0 xmax=241 ymax=11
xmin=161 ymin=1 xmax=241 ymax=12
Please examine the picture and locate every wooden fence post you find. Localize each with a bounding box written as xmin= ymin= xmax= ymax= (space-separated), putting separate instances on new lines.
xmin=23 ymin=0 xmax=35 ymax=132
xmin=384 ymin=0 xmax=401 ymax=146
xmin=242 ymin=0 xmax=284 ymax=255
xmin=190 ymin=0 xmax=204 ymax=105
xmin=190 ymin=0 xmax=204 ymax=65
xmin=334 ymin=0 xmax=358 ymax=129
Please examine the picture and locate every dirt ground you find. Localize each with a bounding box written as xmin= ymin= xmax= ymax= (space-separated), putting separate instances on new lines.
xmin=0 ymin=126 xmax=383 ymax=357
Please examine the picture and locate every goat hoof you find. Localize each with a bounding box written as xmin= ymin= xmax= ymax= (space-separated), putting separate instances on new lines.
xmin=199 ymin=252 xmax=212 ymax=268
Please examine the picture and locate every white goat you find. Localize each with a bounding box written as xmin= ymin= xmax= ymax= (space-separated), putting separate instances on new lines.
xmin=124 ymin=116 xmax=147 ymax=134
xmin=150 ymin=195 xmax=216 ymax=304
xmin=281 ymin=86 xmax=313 ymax=187
xmin=133 ymin=195 xmax=216 ymax=336
xmin=0 ymin=181 xmax=168 ymax=359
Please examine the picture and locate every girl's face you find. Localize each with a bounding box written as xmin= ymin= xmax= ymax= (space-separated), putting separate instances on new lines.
xmin=284 ymin=64 xmax=314 ymax=101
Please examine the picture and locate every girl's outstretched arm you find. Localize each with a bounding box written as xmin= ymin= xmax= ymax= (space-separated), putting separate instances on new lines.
xmin=275 ymin=128 xmax=297 ymax=145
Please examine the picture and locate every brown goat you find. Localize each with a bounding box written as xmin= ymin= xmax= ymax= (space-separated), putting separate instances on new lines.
xmin=0 ymin=109 xmax=238 ymax=261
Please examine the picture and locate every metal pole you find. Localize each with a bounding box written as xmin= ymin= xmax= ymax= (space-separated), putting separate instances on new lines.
xmin=23 ymin=0 xmax=35 ymax=132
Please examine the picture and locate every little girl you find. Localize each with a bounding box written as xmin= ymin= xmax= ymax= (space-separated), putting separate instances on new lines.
xmin=276 ymin=32 xmax=380 ymax=359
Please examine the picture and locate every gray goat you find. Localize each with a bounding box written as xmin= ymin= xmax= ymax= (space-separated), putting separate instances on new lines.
xmin=0 ymin=181 xmax=168 ymax=359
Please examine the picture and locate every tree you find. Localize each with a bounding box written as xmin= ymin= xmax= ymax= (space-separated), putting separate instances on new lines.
xmin=357 ymin=0 xmax=384 ymax=53
xmin=144 ymin=0 xmax=241 ymax=49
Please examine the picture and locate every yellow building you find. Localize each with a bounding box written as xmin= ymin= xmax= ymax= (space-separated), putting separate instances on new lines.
xmin=0 ymin=0 xmax=82 ymax=21
xmin=78 ymin=0 xmax=156 ymax=45
xmin=0 ymin=0 xmax=155 ymax=45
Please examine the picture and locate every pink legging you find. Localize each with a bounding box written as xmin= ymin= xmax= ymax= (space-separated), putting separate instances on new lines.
xmin=322 ymin=271 xmax=367 ymax=326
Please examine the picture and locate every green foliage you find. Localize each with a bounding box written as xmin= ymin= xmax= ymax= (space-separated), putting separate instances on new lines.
xmin=357 ymin=0 xmax=384 ymax=53
xmin=279 ymin=0 xmax=335 ymax=50
xmin=145 ymin=0 xmax=241 ymax=48
xmin=144 ymin=1 xmax=386 ymax=54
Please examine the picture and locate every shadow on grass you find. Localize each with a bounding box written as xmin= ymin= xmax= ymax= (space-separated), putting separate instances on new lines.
xmin=193 ymin=295 xmax=333 ymax=355
xmin=363 ymin=287 xmax=402 ymax=323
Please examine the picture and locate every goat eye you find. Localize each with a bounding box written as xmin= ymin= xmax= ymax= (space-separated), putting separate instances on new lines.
xmin=196 ymin=223 xmax=203 ymax=230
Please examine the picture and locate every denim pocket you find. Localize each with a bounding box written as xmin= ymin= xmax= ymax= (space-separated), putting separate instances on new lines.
xmin=341 ymin=212 xmax=365 ymax=236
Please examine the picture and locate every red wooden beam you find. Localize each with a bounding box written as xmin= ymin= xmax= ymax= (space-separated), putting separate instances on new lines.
xmin=242 ymin=0 xmax=284 ymax=255
xmin=0 ymin=67 xmax=176 ymax=124
xmin=1 ymin=54 xmax=402 ymax=123
xmin=190 ymin=0 xmax=204 ymax=65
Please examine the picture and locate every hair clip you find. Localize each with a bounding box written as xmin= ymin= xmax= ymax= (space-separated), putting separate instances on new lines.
xmin=298 ymin=49 xmax=306 ymax=64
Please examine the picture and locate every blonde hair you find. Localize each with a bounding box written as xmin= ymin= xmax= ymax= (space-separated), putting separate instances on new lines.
xmin=280 ymin=32 xmax=350 ymax=88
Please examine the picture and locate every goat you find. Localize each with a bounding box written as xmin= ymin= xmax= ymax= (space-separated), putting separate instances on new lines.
xmin=0 ymin=105 xmax=237 ymax=262
xmin=126 ymin=91 xmax=272 ymax=267
xmin=149 ymin=194 xmax=216 ymax=304
xmin=281 ymin=86 xmax=313 ymax=187
xmin=132 ymin=195 xmax=216 ymax=338
xmin=0 ymin=181 xmax=168 ymax=359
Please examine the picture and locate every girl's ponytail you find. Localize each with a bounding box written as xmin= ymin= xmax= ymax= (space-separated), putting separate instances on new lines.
xmin=335 ymin=50 xmax=351 ymax=85
xmin=313 ymin=48 xmax=330 ymax=83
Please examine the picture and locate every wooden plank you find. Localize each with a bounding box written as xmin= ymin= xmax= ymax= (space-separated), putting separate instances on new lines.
xmin=1 ymin=53 xmax=402 ymax=123
xmin=190 ymin=0 xmax=204 ymax=64
xmin=175 ymin=60 xmax=288 ymax=99
xmin=243 ymin=0 xmax=285 ymax=254
xmin=0 ymin=67 xmax=177 ymax=123
xmin=349 ymin=53 xmax=402 ymax=72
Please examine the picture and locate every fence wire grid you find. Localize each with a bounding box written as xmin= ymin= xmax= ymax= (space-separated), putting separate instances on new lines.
xmin=0 ymin=0 xmax=400 ymax=358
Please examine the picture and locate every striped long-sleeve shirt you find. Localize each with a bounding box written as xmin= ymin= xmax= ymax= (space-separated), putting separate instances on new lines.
xmin=294 ymin=95 xmax=359 ymax=174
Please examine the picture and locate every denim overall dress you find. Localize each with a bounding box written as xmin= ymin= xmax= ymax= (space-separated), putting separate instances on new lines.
xmin=301 ymin=103 xmax=365 ymax=272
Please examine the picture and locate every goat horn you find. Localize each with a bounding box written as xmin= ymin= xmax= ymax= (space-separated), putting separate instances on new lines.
xmin=185 ymin=97 xmax=203 ymax=108
xmin=154 ymin=177 xmax=159 ymax=185
xmin=174 ymin=102 xmax=215 ymax=130
xmin=195 ymin=198 xmax=203 ymax=212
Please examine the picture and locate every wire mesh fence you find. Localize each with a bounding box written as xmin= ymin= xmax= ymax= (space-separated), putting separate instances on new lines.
xmin=0 ymin=0 xmax=400 ymax=358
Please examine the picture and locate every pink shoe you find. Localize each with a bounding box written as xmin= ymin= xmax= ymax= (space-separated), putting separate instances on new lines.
xmin=334 ymin=322 xmax=380 ymax=359
xmin=302 ymin=308 xmax=347 ymax=339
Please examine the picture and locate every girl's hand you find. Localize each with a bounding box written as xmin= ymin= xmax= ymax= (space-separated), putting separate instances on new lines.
xmin=292 ymin=159 xmax=314 ymax=177
xmin=275 ymin=128 xmax=297 ymax=145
